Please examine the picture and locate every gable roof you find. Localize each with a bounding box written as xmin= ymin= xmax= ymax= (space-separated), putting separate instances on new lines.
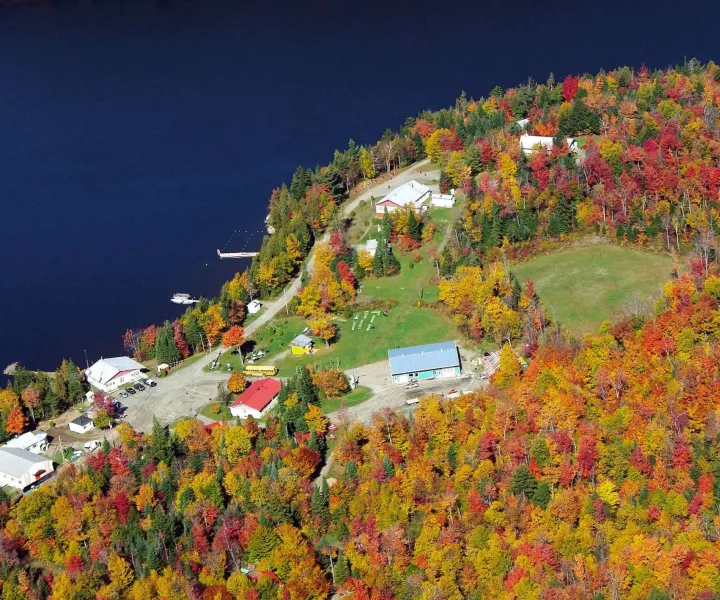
xmin=519 ymin=135 xmax=577 ymax=154
xmin=0 ymin=447 xmax=49 ymax=478
xmin=388 ymin=341 xmax=460 ymax=375
xmin=3 ymin=432 xmax=47 ymax=450
xmin=86 ymin=356 xmax=145 ymax=385
xmin=377 ymin=180 xmax=430 ymax=208
xmin=71 ymin=415 xmax=93 ymax=427
xmin=289 ymin=334 xmax=313 ymax=348
xmin=231 ymin=378 xmax=281 ymax=412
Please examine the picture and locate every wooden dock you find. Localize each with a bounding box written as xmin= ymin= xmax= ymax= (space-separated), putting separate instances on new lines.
xmin=217 ymin=249 xmax=259 ymax=259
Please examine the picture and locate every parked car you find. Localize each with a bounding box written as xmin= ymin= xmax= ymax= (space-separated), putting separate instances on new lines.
xmin=144 ymin=379 xmax=157 ymax=387
xmin=133 ymin=383 xmax=145 ymax=391
xmin=405 ymin=381 xmax=419 ymax=390
xmin=125 ymin=387 xmax=136 ymax=395
xmin=84 ymin=440 xmax=102 ymax=452
xmin=327 ymin=423 xmax=338 ymax=432
xmin=119 ymin=391 xmax=129 ymax=399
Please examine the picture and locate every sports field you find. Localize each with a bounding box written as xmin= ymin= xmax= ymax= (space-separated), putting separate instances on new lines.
xmin=511 ymin=245 xmax=674 ymax=336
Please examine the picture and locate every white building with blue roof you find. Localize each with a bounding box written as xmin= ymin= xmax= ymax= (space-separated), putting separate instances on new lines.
xmin=388 ymin=341 xmax=461 ymax=384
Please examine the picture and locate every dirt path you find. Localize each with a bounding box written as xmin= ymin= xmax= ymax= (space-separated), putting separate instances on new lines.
xmin=121 ymin=160 xmax=437 ymax=432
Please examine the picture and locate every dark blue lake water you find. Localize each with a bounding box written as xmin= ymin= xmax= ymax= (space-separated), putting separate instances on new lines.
xmin=1 ymin=0 xmax=718 ymax=373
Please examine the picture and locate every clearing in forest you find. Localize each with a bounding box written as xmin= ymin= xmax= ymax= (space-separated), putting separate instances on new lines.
xmin=511 ymin=244 xmax=674 ymax=337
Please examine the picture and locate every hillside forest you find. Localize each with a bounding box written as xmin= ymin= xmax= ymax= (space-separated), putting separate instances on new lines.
xmin=3 ymin=60 xmax=720 ymax=599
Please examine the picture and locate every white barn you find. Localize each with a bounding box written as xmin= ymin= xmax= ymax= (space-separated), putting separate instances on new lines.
xmin=0 ymin=447 xmax=55 ymax=490
xmin=85 ymin=356 xmax=145 ymax=393
xmin=375 ymin=180 xmax=431 ymax=215
xmin=519 ymin=135 xmax=578 ymax=155
xmin=3 ymin=431 xmax=49 ymax=455
xmin=229 ymin=378 xmax=281 ymax=420
xmin=431 ymin=189 xmax=456 ymax=208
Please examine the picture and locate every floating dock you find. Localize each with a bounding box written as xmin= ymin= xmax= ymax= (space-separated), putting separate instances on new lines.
xmin=217 ymin=249 xmax=259 ymax=259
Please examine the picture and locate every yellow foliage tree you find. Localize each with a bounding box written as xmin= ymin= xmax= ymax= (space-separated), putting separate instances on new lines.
xmin=309 ymin=314 xmax=337 ymax=348
xmin=492 ymin=344 xmax=521 ymax=388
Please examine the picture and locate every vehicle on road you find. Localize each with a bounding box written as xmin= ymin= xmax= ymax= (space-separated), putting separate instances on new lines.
xmin=404 ymin=381 xmax=419 ymax=389
xmin=243 ymin=365 xmax=278 ymax=377
xmin=144 ymin=379 xmax=157 ymax=387
xmin=328 ymin=423 xmax=338 ymax=432
xmin=133 ymin=383 xmax=146 ymax=391
xmin=119 ymin=391 xmax=128 ymax=399
xmin=406 ymin=397 xmax=420 ymax=405
xmin=125 ymin=387 xmax=136 ymax=395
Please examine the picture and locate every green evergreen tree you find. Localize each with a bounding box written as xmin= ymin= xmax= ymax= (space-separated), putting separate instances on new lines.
xmin=382 ymin=455 xmax=396 ymax=479
xmin=510 ymin=464 xmax=537 ymax=499
xmin=184 ymin=315 xmax=203 ymax=350
xmin=344 ymin=460 xmax=357 ymax=480
xmin=147 ymin=417 xmax=173 ymax=464
xmin=290 ymin=165 xmax=311 ymax=201
xmin=334 ymin=554 xmax=350 ymax=585
xmin=248 ymin=526 xmax=280 ymax=562
xmin=65 ymin=359 xmax=84 ymax=404
xmin=297 ymin=367 xmax=318 ymax=405
xmin=407 ymin=209 xmax=421 ymax=242
xmin=530 ymin=438 xmax=551 ymax=467
xmin=531 ymin=481 xmax=552 ymax=509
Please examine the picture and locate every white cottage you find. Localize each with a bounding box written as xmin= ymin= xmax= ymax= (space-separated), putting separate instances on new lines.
xmin=69 ymin=415 xmax=94 ymax=434
xmin=85 ymin=356 xmax=145 ymax=393
xmin=375 ymin=180 xmax=431 ymax=215
xmin=0 ymin=447 xmax=55 ymax=490
xmin=519 ymin=135 xmax=578 ymax=155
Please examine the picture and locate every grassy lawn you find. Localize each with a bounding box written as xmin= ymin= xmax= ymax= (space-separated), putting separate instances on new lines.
xmin=199 ymin=402 xmax=234 ymax=422
xmin=275 ymin=252 xmax=455 ymax=376
xmin=511 ymin=245 xmax=673 ymax=337
xmin=322 ymin=385 xmax=372 ymax=414
xmin=347 ymin=199 xmax=379 ymax=244
xmin=204 ymin=316 xmax=307 ymax=372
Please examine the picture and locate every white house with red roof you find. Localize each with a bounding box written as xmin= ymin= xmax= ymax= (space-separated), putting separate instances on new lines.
xmin=85 ymin=356 xmax=146 ymax=393
xmin=230 ymin=378 xmax=281 ymax=420
xmin=375 ymin=180 xmax=431 ymax=215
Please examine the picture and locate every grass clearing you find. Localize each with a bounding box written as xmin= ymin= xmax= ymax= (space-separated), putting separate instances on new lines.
xmin=199 ymin=402 xmax=234 ymax=423
xmin=511 ymin=244 xmax=673 ymax=337
xmin=321 ymin=386 xmax=372 ymax=415
xmin=275 ymin=250 xmax=455 ymax=376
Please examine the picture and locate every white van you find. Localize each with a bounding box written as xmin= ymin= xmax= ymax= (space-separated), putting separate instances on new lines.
xmin=84 ymin=440 xmax=102 ymax=452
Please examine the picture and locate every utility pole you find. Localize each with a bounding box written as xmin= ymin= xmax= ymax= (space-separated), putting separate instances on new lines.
xmin=284 ymin=287 xmax=289 ymax=315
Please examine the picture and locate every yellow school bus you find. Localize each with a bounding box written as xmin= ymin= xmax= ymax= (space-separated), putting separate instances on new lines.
xmin=243 ymin=365 xmax=278 ymax=377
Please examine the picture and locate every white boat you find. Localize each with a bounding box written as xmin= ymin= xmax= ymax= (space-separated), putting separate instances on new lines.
xmin=171 ymin=293 xmax=198 ymax=305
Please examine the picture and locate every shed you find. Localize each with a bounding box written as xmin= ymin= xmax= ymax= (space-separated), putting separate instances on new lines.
xmin=366 ymin=239 xmax=379 ymax=256
xmin=388 ymin=341 xmax=461 ymax=384
xmin=247 ymin=299 xmax=262 ymax=314
xmin=69 ymin=415 xmax=95 ymax=434
xmin=289 ymin=334 xmax=314 ymax=355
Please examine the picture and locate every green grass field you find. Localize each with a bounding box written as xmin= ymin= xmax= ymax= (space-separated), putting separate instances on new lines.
xmin=322 ymin=386 xmax=372 ymax=414
xmin=511 ymin=245 xmax=673 ymax=337
xmin=274 ymin=251 xmax=456 ymax=375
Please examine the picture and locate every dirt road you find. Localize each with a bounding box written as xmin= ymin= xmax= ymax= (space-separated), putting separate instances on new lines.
xmin=121 ymin=160 xmax=437 ymax=432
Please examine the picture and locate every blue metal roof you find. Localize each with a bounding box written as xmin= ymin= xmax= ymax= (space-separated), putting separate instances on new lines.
xmin=388 ymin=341 xmax=459 ymax=375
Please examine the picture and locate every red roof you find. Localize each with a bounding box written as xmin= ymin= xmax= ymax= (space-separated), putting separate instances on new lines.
xmin=204 ymin=422 xmax=222 ymax=432
xmin=231 ymin=378 xmax=281 ymax=412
